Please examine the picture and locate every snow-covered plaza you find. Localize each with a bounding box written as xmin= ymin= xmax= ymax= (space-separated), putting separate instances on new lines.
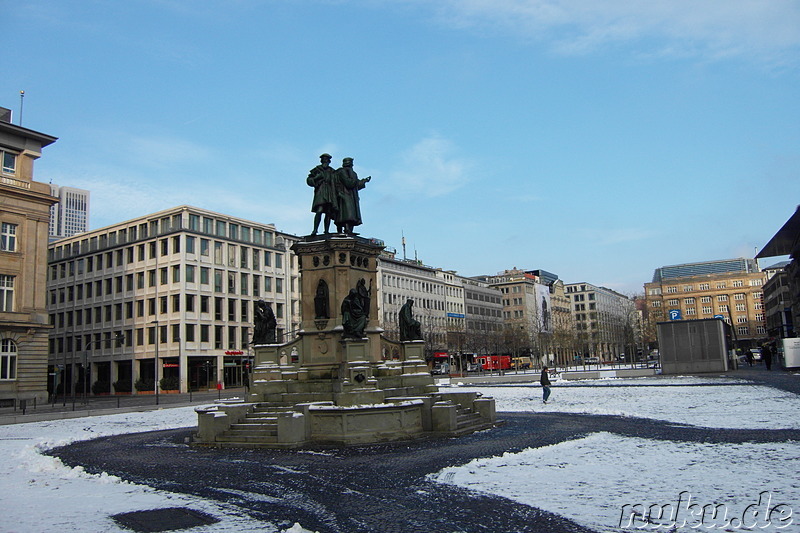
xmin=1 ymin=373 xmax=798 ymax=532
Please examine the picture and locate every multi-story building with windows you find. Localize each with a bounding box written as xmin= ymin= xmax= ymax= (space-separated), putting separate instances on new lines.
xmin=644 ymin=258 xmax=767 ymax=348
xmin=377 ymin=253 xmax=448 ymax=354
xmin=0 ymin=107 xmax=59 ymax=406
xmin=459 ymin=274 xmax=504 ymax=356
xmin=46 ymin=206 xmax=299 ymax=395
xmin=476 ymin=268 xmax=553 ymax=358
xmin=565 ymin=282 xmax=635 ymax=359
xmin=49 ymin=184 xmax=89 ymax=240
xmin=762 ymin=262 xmax=793 ymax=338
xmin=757 ymin=206 xmax=800 ymax=341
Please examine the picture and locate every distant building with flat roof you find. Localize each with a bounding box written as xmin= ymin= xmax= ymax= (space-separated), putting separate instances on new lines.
xmin=49 ymin=184 xmax=89 ymax=240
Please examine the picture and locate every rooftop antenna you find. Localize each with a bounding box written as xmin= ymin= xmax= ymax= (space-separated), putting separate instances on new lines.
xmin=402 ymin=231 xmax=407 ymax=261
xmin=18 ymin=90 xmax=24 ymax=126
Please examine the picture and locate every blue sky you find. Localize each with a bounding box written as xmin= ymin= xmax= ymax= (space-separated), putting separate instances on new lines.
xmin=5 ymin=0 xmax=800 ymax=294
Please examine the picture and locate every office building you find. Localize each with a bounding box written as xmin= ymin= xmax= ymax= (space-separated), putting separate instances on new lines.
xmin=49 ymin=184 xmax=89 ymax=240
xmin=46 ymin=206 xmax=299 ymax=394
xmin=565 ymin=282 xmax=636 ymax=359
xmin=0 ymin=107 xmax=59 ymax=406
xmin=644 ymin=258 xmax=767 ymax=348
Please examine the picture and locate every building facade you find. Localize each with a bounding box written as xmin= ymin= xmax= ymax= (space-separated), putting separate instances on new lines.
xmin=377 ymin=253 xmax=448 ymax=354
xmin=477 ymin=269 xmax=553 ymax=358
xmin=49 ymin=184 xmax=89 ymax=240
xmin=0 ymin=108 xmax=58 ymax=406
xmin=564 ymin=282 xmax=635 ymax=360
xmin=644 ymin=258 xmax=767 ymax=348
xmin=46 ymin=206 xmax=299 ymax=395
xmin=757 ymin=206 xmax=800 ymax=341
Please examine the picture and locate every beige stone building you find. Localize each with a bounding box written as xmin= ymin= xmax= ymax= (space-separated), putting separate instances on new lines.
xmin=46 ymin=206 xmax=300 ymax=395
xmin=644 ymin=258 xmax=767 ymax=349
xmin=0 ymin=108 xmax=58 ymax=406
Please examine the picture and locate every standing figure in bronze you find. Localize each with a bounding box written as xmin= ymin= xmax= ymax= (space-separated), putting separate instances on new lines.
xmin=334 ymin=157 xmax=370 ymax=234
xmin=307 ymin=153 xmax=338 ymax=234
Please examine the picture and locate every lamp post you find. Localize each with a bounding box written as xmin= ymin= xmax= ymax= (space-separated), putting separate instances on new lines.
xmin=151 ymin=320 xmax=159 ymax=405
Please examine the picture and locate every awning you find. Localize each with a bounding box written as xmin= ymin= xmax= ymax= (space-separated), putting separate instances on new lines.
xmin=756 ymin=205 xmax=800 ymax=258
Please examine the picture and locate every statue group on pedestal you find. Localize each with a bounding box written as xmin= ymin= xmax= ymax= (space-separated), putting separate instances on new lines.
xmin=308 ymin=154 xmax=371 ymax=235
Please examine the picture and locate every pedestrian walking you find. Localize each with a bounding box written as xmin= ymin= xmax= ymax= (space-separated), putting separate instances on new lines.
xmin=540 ymin=366 xmax=552 ymax=404
xmin=762 ymin=343 xmax=773 ymax=371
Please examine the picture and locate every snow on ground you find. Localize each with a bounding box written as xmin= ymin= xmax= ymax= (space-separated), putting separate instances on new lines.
xmin=433 ymin=376 xmax=800 ymax=532
xmin=450 ymin=378 xmax=800 ymax=429
xmin=429 ymin=433 xmax=800 ymax=533
xmin=1 ymin=376 xmax=797 ymax=533
xmin=0 ymin=406 xmax=317 ymax=533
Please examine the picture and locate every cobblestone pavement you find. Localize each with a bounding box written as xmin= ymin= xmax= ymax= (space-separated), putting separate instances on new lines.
xmin=49 ymin=368 xmax=800 ymax=533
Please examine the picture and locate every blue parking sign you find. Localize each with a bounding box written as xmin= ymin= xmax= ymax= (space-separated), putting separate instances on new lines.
xmin=669 ymin=309 xmax=682 ymax=320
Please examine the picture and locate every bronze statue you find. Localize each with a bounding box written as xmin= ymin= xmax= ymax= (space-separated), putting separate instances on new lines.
xmin=307 ymin=153 xmax=338 ymax=234
xmin=334 ymin=157 xmax=370 ymax=234
xmin=341 ymin=288 xmax=368 ymax=339
xmin=253 ymin=300 xmax=277 ymax=344
xmin=399 ymin=299 xmax=423 ymax=341
xmin=314 ymin=279 xmax=330 ymax=319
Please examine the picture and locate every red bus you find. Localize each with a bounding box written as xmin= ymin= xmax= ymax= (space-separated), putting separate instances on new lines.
xmin=476 ymin=355 xmax=511 ymax=370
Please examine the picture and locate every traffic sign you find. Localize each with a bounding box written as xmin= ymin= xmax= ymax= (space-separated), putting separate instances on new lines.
xmin=669 ymin=309 xmax=682 ymax=320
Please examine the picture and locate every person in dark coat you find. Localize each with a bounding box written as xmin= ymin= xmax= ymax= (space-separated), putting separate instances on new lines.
xmin=540 ymin=365 xmax=552 ymax=404
xmin=762 ymin=343 xmax=773 ymax=370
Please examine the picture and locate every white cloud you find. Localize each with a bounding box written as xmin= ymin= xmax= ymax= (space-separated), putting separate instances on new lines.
xmin=428 ymin=0 xmax=800 ymax=64
xmin=384 ymin=135 xmax=471 ymax=197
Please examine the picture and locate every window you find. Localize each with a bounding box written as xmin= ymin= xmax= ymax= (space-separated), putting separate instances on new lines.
xmin=185 ymin=324 xmax=196 ymax=343
xmin=172 ymin=265 xmax=180 ymax=283
xmin=1 ymin=223 xmax=17 ymax=251
xmin=275 ymin=254 xmax=283 ymax=269
xmin=683 ymin=285 xmax=693 ymax=292
xmin=750 ymin=279 xmax=763 ymax=287
xmin=667 ymin=299 xmax=678 ymax=306
xmin=684 ymin=298 xmax=695 ymax=305
xmin=686 ymin=308 xmax=696 ymax=315
xmin=1 ymin=150 xmax=17 ymax=174
xmin=0 ymin=275 xmax=14 ymax=311
xmin=666 ymin=286 xmax=677 ymax=293
xmin=699 ymin=283 xmax=710 ymax=290
xmin=732 ymin=280 xmax=744 ymax=287
xmin=736 ymin=304 xmax=746 ymax=312
xmin=186 ymin=265 xmax=195 ymax=283
xmin=702 ymin=306 xmax=713 ymax=314
xmin=716 ymin=282 xmax=726 ymax=289
xmin=200 ymin=239 xmax=209 ymax=256
xmin=200 ymin=267 xmax=209 ymax=285
xmin=1 ymin=339 xmax=17 ymax=379
xmin=276 ymin=278 xmax=283 ymax=293
xmin=737 ymin=326 xmax=749 ymax=335
xmin=186 ymin=236 xmax=196 ymax=254
xmin=717 ymin=295 xmax=728 ymax=302
xmin=700 ymin=296 xmax=712 ymax=303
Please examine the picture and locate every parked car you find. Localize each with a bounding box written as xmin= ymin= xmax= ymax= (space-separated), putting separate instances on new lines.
xmin=431 ymin=363 xmax=450 ymax=375
xmin=585 ymin=356 xmax=600 ymax=364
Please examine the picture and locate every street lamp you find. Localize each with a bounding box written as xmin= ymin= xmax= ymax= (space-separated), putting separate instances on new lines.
xmin=151 ymin=320 xmax=159 ymax=405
